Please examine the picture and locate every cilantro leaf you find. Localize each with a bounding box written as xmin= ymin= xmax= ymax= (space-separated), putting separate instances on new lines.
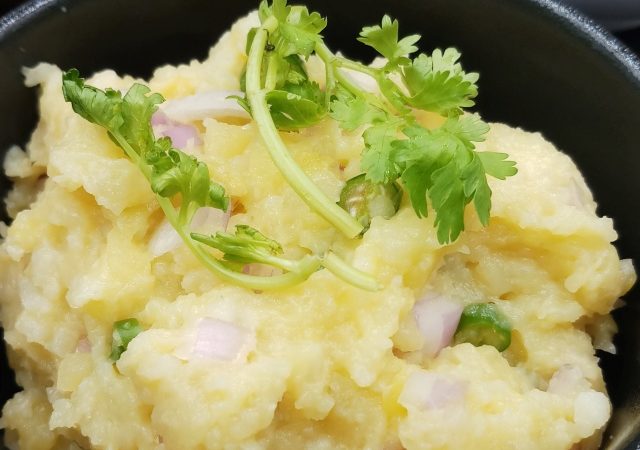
xmin=402 ymin=48 xmax=479 ymax=115
xmin=361 ymin=118 xmax=405 ymax=184
xmin=430 ymin=161 xmax=467 ymax=243
xmin=146 ymin=138 xmax=228 ymax=212
xmin=280 ymin=55 xmax=309 ymax=85
xmin=278 ymin=7 xmax=327 ymax=58
xmin=260 ymin=0 xmax=326 ymax=58
xmin=266 ymin=80 xmax=326 ymax=131
xmin=330 ymin=86 xmax=386 ymax=131
xmin=463 ymin=151 xmax=517 ymax=225
xmin=394 ymin=117 xmax=500 ymax=242
xmin=357 ymin=15 xmax=420 ymax=69
xmin=441 ymin=114 xmax=489 ymax=145
xmin=62 ymin=69 xmax=125 ymax=133
xmin=119 ymin=84 xmax=164 ymax=155
xmin=191 ymin=225 xmax=289 ymax=269
xmin=62 ymin=70 xmax=164 ymax=158
xmin=477 ymin=151 xmax=518 ymax=180
xmin=461 ymin=153 xmax=492 ymax=226
xmin=396 ymin=125 xmax=457 ymax=218
xmin=228 ymin=93 xmax=251 ymax=115
xmin=62 ymin=70 xmax=229 ymax=220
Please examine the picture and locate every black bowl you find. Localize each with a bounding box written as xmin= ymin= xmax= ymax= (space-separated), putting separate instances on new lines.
xmin=0 ymin=0 xmax=638 ymax=448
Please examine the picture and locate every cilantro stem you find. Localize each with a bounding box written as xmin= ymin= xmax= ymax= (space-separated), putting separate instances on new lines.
xmin=315 ymin=42 xmax=362 ymax=98
xmin=322 ymin=252 xmax=380 ymax=291
xmin=265 ymin=53 xmax=279 ymax=91
xmin=333 ymin=57 xmax=379 ymax=79
xmin=315 ymin=42 xmax=389 ymax=112
xmin=324 ymin=56 xmax=336 ymax=111
xmin=112 ymin=131 xmax=322 ymax=290
xmin=246 ymin=28 xmax=364 ymax=238
xmin=111 ymin=134 xmax=151 ymax=178
xmin=159 ymin=195 xmax=323 ymax=290
xmin=178 ymin=203 xmax=190 ymax=228
xmin=330 ymin=56 xmax=401 ymax=112
xmin=62 ymin=68 xmax=384 ymax=291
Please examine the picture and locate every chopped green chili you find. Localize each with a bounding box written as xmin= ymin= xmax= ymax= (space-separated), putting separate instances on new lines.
xmin=454 ymin=303 xmax=512 ymax=351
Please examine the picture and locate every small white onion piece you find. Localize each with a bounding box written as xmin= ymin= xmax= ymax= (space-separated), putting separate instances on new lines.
xmin=148 ymin=219 xmax=182 ymax=258
xmin=160 ymin=91 xmax=250 ymax=123
xmin=548 ymin=364 xmax=589 ymax=396
xmin=565 ymin=177 xmax=592 ymax=210
xmin=152 ymin=111 xmax=201 ymax=150
xmin=189 ymin=318 xmax=254 ymax=362
xmin=190 ymin=206 xmax=230 ymax=235
xmin=340 ymin=68 xmax=379 ymax=93
xmin=399 ymin=371 xmax=466 ymax=411
xmin=158 ymin=122 xmax=201 ymax=149
xmin=76 ymin=337 xmax=92 ymax=353
xmin=148 ymin=207 xmax=229 ymax=257
xmin=412 ymin=292 xmax=464 ymax=358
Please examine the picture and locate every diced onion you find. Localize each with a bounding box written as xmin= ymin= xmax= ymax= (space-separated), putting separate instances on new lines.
xmin=152 ymin=111 xmax=201 ymax=150
xmin=340 ymin=68 xmax=379 ymax=93
xmin=160 ymin=91 xmax=250 ymax=123
xmin=76 ymin=337 xmax=92 ymax=353
xmin=187 ymin=318 xmax=255 ymax=362
xmin=412 ymin=292 xmax=464 ymax=358
xmin=148 ymin=219 xmax=182 ymax=258
xmin=157 ymin=122 xmax=201 ymax=149
xmin=399 ymin=370 xmax=466 ymax=410
xmin=148 ymin=207 xmax=229 ymax=257
xmin=566 ymin=177 xmax=592 ymax=210
xmin=547 ymin=364 xmax=589 ymax=396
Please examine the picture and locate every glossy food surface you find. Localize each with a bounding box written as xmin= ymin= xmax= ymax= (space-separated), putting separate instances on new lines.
xmin=0 ymin=0 xmax=638 ymax=448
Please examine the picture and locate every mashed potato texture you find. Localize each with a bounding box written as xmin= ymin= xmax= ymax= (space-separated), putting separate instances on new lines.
xmin=0 ymin=13 xmax=636 ymax=450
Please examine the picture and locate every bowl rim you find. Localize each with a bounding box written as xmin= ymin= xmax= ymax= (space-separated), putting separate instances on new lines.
xmin=531 ymin=0 xmax=640 ymax=81
xmin=1 ymin=0 xmax=640 ymax=81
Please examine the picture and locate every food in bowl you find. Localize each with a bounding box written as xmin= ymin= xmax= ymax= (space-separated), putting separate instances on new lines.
xmin=0 ymin=2 xmax=636 ymax=449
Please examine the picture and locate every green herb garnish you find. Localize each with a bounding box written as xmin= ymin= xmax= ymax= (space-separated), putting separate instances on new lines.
xmin=110 ymin=318 xmax=143 ymax=361
xmin=453 ymin=303 xmax=512 ymax=351
xmin=242 ymin=1 xmax=517 ymax=243
xmin=61 ymin=69 xmax=377 ymax=291
xmin=193 ymin=225 xmax=379 ymax=291
xmin=61 ymin=2 xmax=517 ymax=291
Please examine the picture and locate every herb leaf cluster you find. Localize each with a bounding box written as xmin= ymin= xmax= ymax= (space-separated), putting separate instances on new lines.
xmin=62 ymin=70 xmax=377 ymax=291
xmin=243 ymin=1 xmax=517 ymax=243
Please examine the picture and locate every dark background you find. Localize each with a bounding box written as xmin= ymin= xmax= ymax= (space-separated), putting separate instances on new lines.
xmin=1 ymin=0 xmax=640 ymax=57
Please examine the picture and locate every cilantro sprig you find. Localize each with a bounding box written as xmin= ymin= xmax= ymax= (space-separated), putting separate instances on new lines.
xmin=193 ymin=225 xmax=379 ymax=290
xmin=62 ymin=70 xmax=378 ymax=291
xmin=60 ymin=1 xmax=516 ymax=291
xmin=242 ymin=1 xmax=517 ymax=243
xmin=243 ymin=2 xmax=364 ymax=238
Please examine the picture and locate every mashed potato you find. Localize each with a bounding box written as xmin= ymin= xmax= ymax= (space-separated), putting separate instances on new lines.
xmin=0 ymin=13 xmax=636 ymax=450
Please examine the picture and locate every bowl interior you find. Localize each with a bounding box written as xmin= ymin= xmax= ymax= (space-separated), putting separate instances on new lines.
xmin=0 ymin=0 xmax=639 ymax=448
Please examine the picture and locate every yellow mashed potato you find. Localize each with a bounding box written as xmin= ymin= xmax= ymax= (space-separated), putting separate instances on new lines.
xmin=0 ymin=13 xmax=636 ymax=450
